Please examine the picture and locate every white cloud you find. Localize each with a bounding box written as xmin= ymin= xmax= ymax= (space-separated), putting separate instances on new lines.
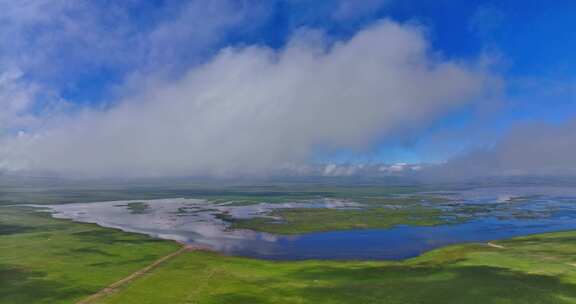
xmin=426 ymin=119 xmax=576 ymax=179
xmin=0 ymin=67 xmax=40 ymax=132
xmin=0 ymin=0 xmax=261 ymax=119
xmin=0 ymin=20 xmax=492 ymax=177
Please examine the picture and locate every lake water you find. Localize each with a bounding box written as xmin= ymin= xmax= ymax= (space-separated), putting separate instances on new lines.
xmin=38 ymin=186 xmax=576 ymax=260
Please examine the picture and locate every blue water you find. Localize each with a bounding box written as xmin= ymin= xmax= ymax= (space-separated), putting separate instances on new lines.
xmin=42 ymin=186 xmax=576 ymax=261
xmin=226 ymin=218 xmax=576 ymax=260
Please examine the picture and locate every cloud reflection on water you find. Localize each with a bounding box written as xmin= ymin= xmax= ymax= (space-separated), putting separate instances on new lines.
xmin=37 ymin=187 xmax=576 ymax=260
xmin=42 ymin=198 xmax=358 ymax=253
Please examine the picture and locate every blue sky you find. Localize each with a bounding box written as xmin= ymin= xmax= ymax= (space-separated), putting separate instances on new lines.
xmin=31 ymin=1 xmax=576 ymax=104
xmin=273 ymin=0 xmax=576 ymax=163
xmin=1 ymin=0 xmax=575 ymax=176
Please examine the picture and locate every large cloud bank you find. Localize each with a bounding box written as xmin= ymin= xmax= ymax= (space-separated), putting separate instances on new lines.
xmin=428 ymin=119 xmax=576 ymax=179
xmin=0 ymin=18 xmax=491 ymax=176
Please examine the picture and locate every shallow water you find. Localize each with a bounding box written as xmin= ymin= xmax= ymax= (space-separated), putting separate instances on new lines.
xmin=39 ymin=187 xmax=576 ymax=260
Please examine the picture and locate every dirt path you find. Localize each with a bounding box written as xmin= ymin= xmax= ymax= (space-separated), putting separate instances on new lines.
xmin=76 ymin=244 xmax=206 ymax=304
xmin=487 ymin=242 xmax=506 ymax=249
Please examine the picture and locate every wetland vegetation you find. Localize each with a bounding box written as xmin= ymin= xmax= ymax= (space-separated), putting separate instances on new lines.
xmin=3 ymin=178 xmax=576 ymax=303
xmin=229 ymin=205 xmax=445 ymax=234
xmin=4 ymin=203 xmax=576 ymax=304
xmin=0 ymin=207 xmax=178 ymax=304
xmin=98 ymin=231 xmax=576 ymax=304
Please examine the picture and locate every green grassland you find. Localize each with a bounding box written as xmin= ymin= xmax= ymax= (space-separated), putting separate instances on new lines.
xmin=4 ymin=178 xmax=576 ymax=303
xmin=0 ymin=207 xmax=179 ymax=304
xmin=98 ymin=231 xmax=576 ymax=304
xmin=229 ymin=205 xmax=445 ymax=234
xmin=3 ymin=204 xmax=576 ymax=303
xmin=224 ymin=193 xmax=562 ymax=234
xmin=0 ymin=177 xmax=428 ymax=206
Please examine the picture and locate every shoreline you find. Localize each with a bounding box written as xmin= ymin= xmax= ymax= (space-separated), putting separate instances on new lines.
xmin=22 ymin=204 xmax=576 ymax=263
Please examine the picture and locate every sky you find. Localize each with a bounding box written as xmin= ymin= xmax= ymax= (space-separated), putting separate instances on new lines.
xmin=0 ymin=0 xmax=575 ymax=177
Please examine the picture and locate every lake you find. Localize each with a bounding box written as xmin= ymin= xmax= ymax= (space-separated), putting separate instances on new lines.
xmin=38 ymin=186 xmax=576 ymax=260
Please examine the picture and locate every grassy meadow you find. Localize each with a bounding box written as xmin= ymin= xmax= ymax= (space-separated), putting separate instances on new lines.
xmin=229 ymin=205 xmax=445 ymax=234
xmin=98 ymin=231 xmax=576 ymax=304
xmin=0 ymin=207 xmax=179 ymax=304
xmin=3 ymin=179 xmax=576 ymax=303
xmin=3 ymin=204 xmax=576 ymax=303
